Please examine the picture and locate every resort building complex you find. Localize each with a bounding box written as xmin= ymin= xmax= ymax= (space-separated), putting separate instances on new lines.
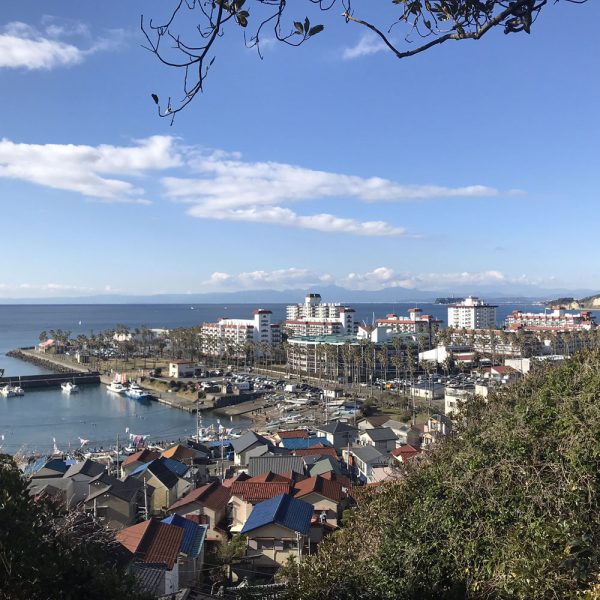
xmin=285 ymin=293 xmax=357 ymax=337
xmin=447 ymin=296 xmax=497 ymax=330
xmin=201 ymin=309 xmax=281 ymax=357
xmin=505 ymin=307 xmax=597 ymax=331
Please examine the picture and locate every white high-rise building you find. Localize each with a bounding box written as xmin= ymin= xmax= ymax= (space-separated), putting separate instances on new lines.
xmin=447 ymin=296 xmax=497 ymax=330
xmin=202 ymin=309 xmax=281 ymax=356
xmin=285 ymin=293 xmax=357 ymax=336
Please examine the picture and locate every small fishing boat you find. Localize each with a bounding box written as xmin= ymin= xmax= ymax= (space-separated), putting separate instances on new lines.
xmin=106 ymin=381 xmax=127 ymax=394
xmin=61 ymin=381 xmax=79 ymax=393
xmin=125 ymin=383 xmax=151 ymax=400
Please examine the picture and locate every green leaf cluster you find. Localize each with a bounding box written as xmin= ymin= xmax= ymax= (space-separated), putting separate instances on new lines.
xmin=286 ymin=349 xmax=600 ymax=599
xmin=0 ymin=455 xmax=150 ymax=600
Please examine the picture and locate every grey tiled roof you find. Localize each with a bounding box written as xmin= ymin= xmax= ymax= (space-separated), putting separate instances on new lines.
xmin=316 ymin=421 xmax=357 ymax=435
xmin=351 ymin=445 xmax=387 ymax=464
xmin=362 ymin=427 xmax=398 ymax=442
xmin=232 ymin=431 xmax=272 ymax=454
xmin=248 ymin=456 xmax=305 ymax=477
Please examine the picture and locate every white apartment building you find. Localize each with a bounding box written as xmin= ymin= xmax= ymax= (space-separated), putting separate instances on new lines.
xmin=285 ymin=293 xmax=357 ymax=336
xmin=201 ymin=309 xmax=281 ymax=357
xmin=376 ymin=308 xmax=442 ymax=337
xmin=447 ymin=297 xmax=497 ymax=330
xmin=505 ymin=307 xmax=597 ymax=331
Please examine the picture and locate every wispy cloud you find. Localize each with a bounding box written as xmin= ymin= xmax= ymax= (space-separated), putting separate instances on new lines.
xmin=204 ymin=267 xmax=542 ymax=292
xmin=0 ymin=136 xmax=182 ymax=203
xmin=163 ymin=150 xmax=497 ymax=237
xmin=0 ymin=20 xmax=125 ymax=70
xmin=342 ymin=33 xmax=388 ymax=60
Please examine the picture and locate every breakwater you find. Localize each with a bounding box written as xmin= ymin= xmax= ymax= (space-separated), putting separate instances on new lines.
xmin=7 ymin=349 xmax=90 ymax=374
xmin=0 ymin=372 xmax=100 ymax=389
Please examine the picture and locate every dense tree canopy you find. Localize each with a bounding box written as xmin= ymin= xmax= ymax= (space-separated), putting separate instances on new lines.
xmin=0 ymin=455 xmax=148 ymax=600
xmin=144 ymin=0 xmax=586 ymax=119
xmin=283 ymin=349 xmax=600 ymax=599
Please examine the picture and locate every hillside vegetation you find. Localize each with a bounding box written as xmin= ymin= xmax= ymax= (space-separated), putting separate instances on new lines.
xmin=286 ymin=349 xmax=600 ymax=599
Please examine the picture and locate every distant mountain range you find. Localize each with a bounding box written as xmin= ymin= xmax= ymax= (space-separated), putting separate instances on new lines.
xmin=1 ymin=284 xmax=598 ymax=305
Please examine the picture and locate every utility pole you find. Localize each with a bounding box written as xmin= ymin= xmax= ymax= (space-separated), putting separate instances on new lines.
xmin=143 ymin=478 xmax=149 ymax=520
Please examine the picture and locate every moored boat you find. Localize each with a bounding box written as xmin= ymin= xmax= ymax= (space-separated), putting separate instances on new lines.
xmin=125 ymin=382 xmax=151 ymax=400
xmin=61 ymin=381 xmax=79 ymax=393
xmin=106 ymin=381 xmax=127 ymax=394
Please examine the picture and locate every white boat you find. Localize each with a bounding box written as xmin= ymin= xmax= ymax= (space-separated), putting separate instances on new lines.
xmin=12 ymin=386 xmax=25 ymax=396
xmin=125 ymin=383 xmax=151 ymax=400
xmin=61 ymin=381 xmax=79 ymax=393
xmin=106 ymin=381 xmax=127 ymax=394
xmin=0 ymin=385 xmax=15 ymax=397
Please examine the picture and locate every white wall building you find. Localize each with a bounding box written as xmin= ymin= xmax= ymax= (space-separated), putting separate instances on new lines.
xmin=201 ymin=309 xmax=281 ymax=357
xmin=505 ymin=307 xmax=597 ymax=331
xmin=285 ymin=293 xmax=357 ymax=336
xmin=448 ymin=297 xmax=497 ymax=330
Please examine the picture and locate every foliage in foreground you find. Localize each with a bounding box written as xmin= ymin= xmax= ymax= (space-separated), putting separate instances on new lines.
xmin=0 ymin=455 xmax=149 ymax=600
xmin=286 ymin=349 xmax=600 ymax=599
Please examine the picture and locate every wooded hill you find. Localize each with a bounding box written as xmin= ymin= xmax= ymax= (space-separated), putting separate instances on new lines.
xmin=285 ymin=349 xmax=600 ymax=599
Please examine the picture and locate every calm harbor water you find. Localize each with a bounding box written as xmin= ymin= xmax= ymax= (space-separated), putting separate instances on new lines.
xmin=0 ymin=301 xmax=570 ymax=455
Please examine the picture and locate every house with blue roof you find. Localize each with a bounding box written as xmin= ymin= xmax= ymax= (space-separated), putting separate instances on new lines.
xmin=241 ymin=494 xmax=313 ymax=571
xmin=162 ymin=514 xmax=208 ymax=587
xmin=280 ymin=437 xmax=331 ymax=451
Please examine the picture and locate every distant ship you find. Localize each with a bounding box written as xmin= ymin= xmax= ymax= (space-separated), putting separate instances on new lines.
xmin=434 ymin=297 xmax=465 ymax=305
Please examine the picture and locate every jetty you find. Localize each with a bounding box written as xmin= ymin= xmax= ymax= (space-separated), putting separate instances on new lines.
xmin=0 ymin=372 xmax=100 ymax=390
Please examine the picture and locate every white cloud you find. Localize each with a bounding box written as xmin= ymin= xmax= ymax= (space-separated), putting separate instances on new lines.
xmin=0 ymin=282 xmax=96 ymax=298
xmin=0 ymin=136 xmax=181 ymax=203
xmin=163 ymin=150 xmax=497 ymax=237
xmin=203 ymin=267 xmax=530 ymax=292
xmin=342 ymin=33 xmax=388 ymax=60
xmin=0 ymin=21 xmax=125 ymax=70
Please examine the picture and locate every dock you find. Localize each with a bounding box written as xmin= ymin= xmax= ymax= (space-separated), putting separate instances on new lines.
xmin=0 ymin=372 xmax=100 ymax=389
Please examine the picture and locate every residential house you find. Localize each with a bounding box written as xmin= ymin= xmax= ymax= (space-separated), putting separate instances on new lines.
xmin=229 ymin=476 xmax=294 ymax=533
xmin=344 ymin=446 xmax=388 ymax=483
xmin=117 ymin=519 xmax=184 ymax=596
xmin=308 ymin=456 xmax=343 ymax=478
xmin=232 ymin=431 xmax=274 ymax=466
xmin=83 ymin=473 xmax=152 ymax=530
xmin=422 ymin=414 xmax=452 ymax=448
xmin=168 ymin=480 xmax=232 ymax=542
xmin=391 ymin=444 xmax=421 ymax=465
xmin=129 ymin=459 xmax=181 ymax=514
xmin=248 ymin=455 xmax=305 ymax=478
xmin=381 ymin=419 xmax=421 ymax=447
xmin=280 ymin=437 xmax=331 ymax=451
xmin=27 ymin=458 xmax=70 ymax=479
xmin=161 ymin=514 xmax=208 ymax=587
xmin=314 ymin=422 xmax=358 ymax=452
xmin=276 ymin=430 xmax=309 ymax=444
xmin=293 ymin=475 xmax=348 ymax=539
xmin=358 ymin=427 xmax=398 ymax=454
xmin=292 ymin=445 xmax=338 ymax=460
xmin=121 ymin=449 xmax=161 ymax=478
xmin=356 ymin=415 xmax=393 ymax=431
xmin=240 ymin=494 xmax=313 ymax=571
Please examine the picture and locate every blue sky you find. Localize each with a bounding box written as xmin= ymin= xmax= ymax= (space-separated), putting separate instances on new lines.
xmin=0 ymin=0 xmax=598 ymax=298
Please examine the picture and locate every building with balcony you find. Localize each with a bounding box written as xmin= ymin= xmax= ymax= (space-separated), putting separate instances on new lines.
xmin=201 ymin=309 xmax=281 ymax=357
xmin=285 ymin=293 xmax=357 ymax=337
xmin=505 ymin=307 xmax=597 ymax=331
xmin=448 ymin=296 xmax=497 ymax=330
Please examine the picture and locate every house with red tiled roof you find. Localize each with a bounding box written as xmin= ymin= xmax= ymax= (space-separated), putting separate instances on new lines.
xmin=391 ymin=444 xmax=421 ymax=465
xmin=293 ymin=475 xmax=349 ymax=540
xmin=276 ymin=429 xmax=309 ymax=442
xmin=121 ymin=449 xmax=160 ymax=478
xmin=117 ymin=519 xmax=184 ymax=596
xmin=292 ymin=445 xmax=338 ymax=459
xmin=168 ymin=481 xmax=231 ymax=542
xmin=229 ymin=481 xmax=293 ymax=533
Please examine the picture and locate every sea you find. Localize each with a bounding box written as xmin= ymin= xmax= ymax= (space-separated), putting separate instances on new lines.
xmin=0 ymin=301 xmax=556 ymax=455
